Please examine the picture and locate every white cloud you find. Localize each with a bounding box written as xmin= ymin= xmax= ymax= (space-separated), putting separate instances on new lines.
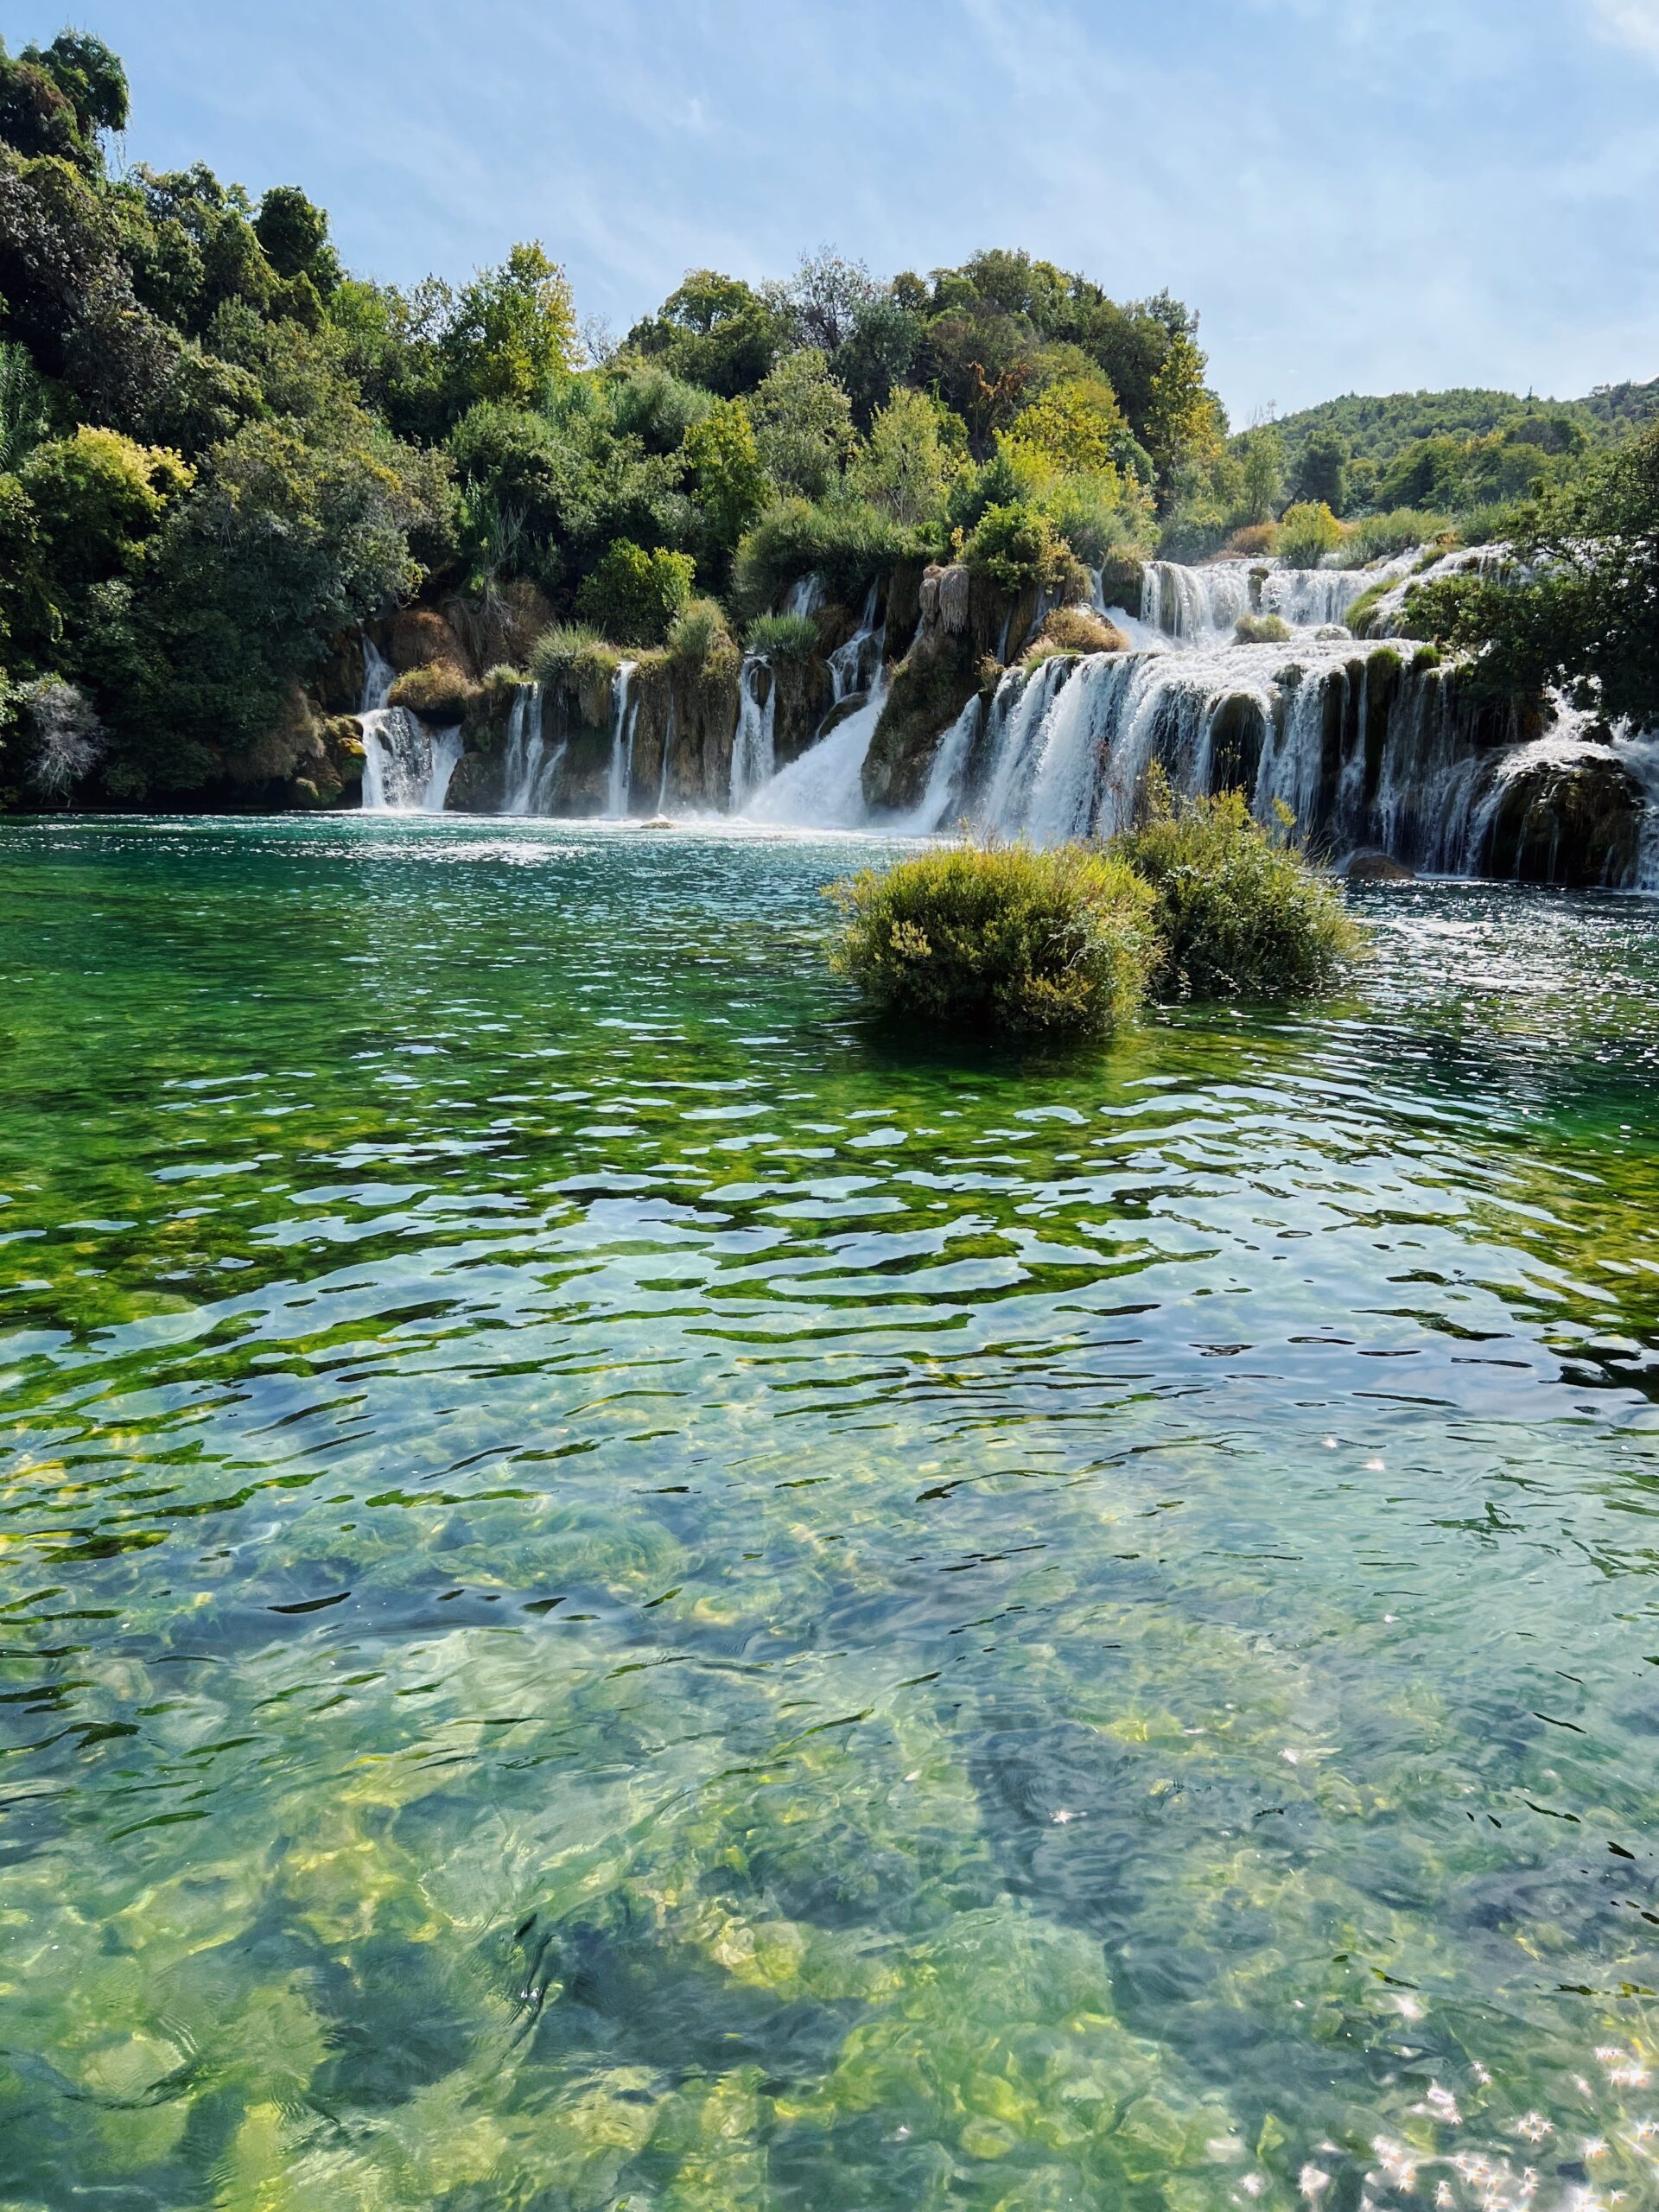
xmin=1586 ymin=0 xmax=1659 ymax=56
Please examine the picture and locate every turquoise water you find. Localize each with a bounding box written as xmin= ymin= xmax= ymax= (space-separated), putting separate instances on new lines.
xmin=2 ymin=813 xmax=1657 ymax=2212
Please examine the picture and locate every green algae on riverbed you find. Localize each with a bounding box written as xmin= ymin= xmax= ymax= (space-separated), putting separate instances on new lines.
xmin=1 ymin=814 xmax=1658 ymax=2211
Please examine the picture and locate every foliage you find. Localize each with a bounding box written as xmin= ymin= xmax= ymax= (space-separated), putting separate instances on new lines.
xmin=0 ymin=30 xmax=127 ymax=171
xmin=744 ymin=609 xmax=819 ymax=658
xmin=527 ymin=621 xmax=605 ymax=681
xmin=1001 ymin=372 xmax=1126 ymax=476
xmin=1235 ymin=612 xmax=1292 ymax=644
xmin=387 ymin=660 xmax=475 ymax=719
xmin=962 ymin=501 xmax=1077 ymax=594
xmin=626 ymin=268 xmax=790 ymax=398
xmin=677 ymin=396 xmax=768 ymax=575
xmin=1407 ymin=420 xmax=1659 ymax=725
xmin=20 ymin=671 xmax=103 ymax=796
xmin=574 ymin=537 xmax=695 ymax=645
xmin=1276 ymin=499 xmax=1344 ymax=569
xmin=1290 ymin=425 xmax=1348 ymax=514
xmin=750 ymin=346 xmax=856 ymax=500
xmin=0 ymin=337 xmax=52 ymax=468
xmin=1223 ymin=521 xmax=1280 ymax=557
xmin=20 ymin=425 xmax=191 ymax=587
xmin=666 ymin=594 xmax=733 ymax=668
xmin=1337 ymin=507 xmax=1452 ymax=564
xmin=438 ymin=242 xmax=578 ymax=413
xmin=830 ymin=840 xmax=1157 ymax=1037
xmin=1113 ymin=776 xmax=1361 ymax=1000
xmin=731 ymin=495 xmax=915 ymax=617
xmin=1234 ymin=425 xmax=1283 ymax=524
xmin=849 ymin=386 xmax=963 ymax=526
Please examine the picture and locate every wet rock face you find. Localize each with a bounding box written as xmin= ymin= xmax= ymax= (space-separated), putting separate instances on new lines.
xmin=1483 ymin=750 xmax=1645 ymax=887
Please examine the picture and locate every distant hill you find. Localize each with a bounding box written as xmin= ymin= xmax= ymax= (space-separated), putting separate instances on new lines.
xmin=1261 ymin=379 xmax=1657 ymax=467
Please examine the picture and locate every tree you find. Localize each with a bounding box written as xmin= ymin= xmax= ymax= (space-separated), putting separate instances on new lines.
xmin=1236 ymin=424 xmax=1284 ymax=524
xmin=1001 ymin=372 xmax=1126 ymax=477
xmin=256 ymin=185 xmax=339 ymax=295
xmin=21 ymin=424 xmax=191 ymax=586
xmin=1142 ymin=327 xmax=1223 ymax=498
xmin=750 ymin=347 xmax=855 ymax=500
xmin=575 ymin=537 xmax=694 ymax=645
xmin=787 ymin=247 xmax=876 ymax=353
xmin=1412 ymin=421 xmax=1659 ymax=726
xmin=678 ymin=397 xmax=768 ymax=572
xmin=440 ymin=243 xmax=578 ymax=414
xmin=1291 ymin=426 xmax=1348 ymax=515
xmin=627 ymin=270 xmax=788 ymax=398
xmin=850 ymin=388 xmax=963 ymax=526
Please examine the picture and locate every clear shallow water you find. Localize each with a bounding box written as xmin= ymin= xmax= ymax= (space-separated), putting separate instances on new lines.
xmin=1 ymin=815 xmax=1658 ymax=2212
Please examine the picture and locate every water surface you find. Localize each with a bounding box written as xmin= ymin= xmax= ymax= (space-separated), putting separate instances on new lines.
xmin=2 ymin=815 xmax=1657 ymax=2211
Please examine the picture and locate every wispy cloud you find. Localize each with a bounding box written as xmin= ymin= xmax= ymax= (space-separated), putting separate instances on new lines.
xmin=1585 ymin=0 xmax=1659 ymax=54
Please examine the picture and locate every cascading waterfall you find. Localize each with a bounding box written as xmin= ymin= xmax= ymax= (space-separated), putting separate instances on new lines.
xmin=729 ymin=657 xmax=777 ymax=810
xmin=605 ymin=660 xmax=639 ymax=818
xmin=358 ymin=637 xmax=463 ymax=813
xmin=743 ymin=590 xmax=887 ymax=828
xmin=893 ymin=696 xmax=983 ymax=835
xmin=499 ymin=682 xmax=566 ymax=815
xmin=1141 ymin=558 xmax=1381 ymax=643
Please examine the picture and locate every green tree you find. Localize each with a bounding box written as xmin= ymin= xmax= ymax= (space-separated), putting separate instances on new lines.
xmin=1291 ymin=426 xmax=1349 ymax=515
xmin=440 ymin=243 xmax=578 ymax=413
xmin=1236 ymin=424 xmax=1284 ymax=524
xmin=21 ymin=424 xmax=191 ymax=587
xmin=679 ymin=397 xmax=768 ymax=573
xmin=849 ymin=388 xmax=963 ymax=526
xmin=750 ymin=347 xmax=855 ymax=500
xmin=575 ymin=537 xmax=695 ymax=645
xmin=627 ymin=270 xmax=788 ymax=398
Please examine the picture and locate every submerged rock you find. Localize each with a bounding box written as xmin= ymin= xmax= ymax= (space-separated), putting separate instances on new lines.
xmin=1344 ymin=850 xmax=1416 ymax=882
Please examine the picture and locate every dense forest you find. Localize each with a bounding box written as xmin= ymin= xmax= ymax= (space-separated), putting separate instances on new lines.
xmin=0 ymin=29 xmax=1655 ymax=809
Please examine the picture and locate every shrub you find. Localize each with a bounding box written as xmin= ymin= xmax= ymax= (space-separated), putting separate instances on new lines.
xmin=1234 ymin=612 xmax=1291 ymax=645
xmin=828 ymin=842 xmax=1157 ymax=1039
xmin=1276 ymin=501 xmax=1344 ymax=570
xmin=1113 ymin=778 xmax=1362 ymax=1001
xmin=528 ymin=622 xmax=607 ymax=681
xmin=1222 ymin=521 xmax=1279 ymax=559
xmin=1337 ymin=508 xmax=1451 ymax=565
xmin=667 ymin=595 xmax=734 ymax=668
xmin=1025 ymin=605 xmax=1129 ymax=664
xmin=732 ymin=496 xmax=915 ymax=617
xmin=574 ymin=537 xmax=695 ymax=645
xmin=1042 ymin=468 xmax=1151 ymax=569
xmin=963 ymin=502 xmax=1079 ymax=594
xmin=387 ymin=662 xmax=478 ymax=720
xmin=22 ymin=675 xmax=104 ymax=798
xmin=744 ymin=609 xmax=819 ymax=658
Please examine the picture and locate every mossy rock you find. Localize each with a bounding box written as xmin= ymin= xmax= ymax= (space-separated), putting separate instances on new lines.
xmin=862 ymin=632 xmax=980 ymax=813
xmin=1234 ymin=613 xmax=1292 ymax=645
xmin=1483 ymin=749 xmax=1644 ymax=887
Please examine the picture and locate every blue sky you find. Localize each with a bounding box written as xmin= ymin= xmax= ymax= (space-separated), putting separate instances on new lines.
xmin=11 ymin=0 xmax=1659 ymax=420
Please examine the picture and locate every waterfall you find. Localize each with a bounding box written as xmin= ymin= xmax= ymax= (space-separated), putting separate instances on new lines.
xmin=891 ymin=696 xmax=982 ymax=834
xmin=657 ymin=688 xmax=677 ymax=813
xmin=729 ymin=657 xmax=777 ymax=810
xmin=954 ymin=635 xmax=1444 ymax=857
xmin=742 ymin=588 xmax=887 ymax=827
xmin=744 ymin=671 xmax=891 ymax=830
xmin=358 ymin=637 xmax=463 ymax=813
xmin=501 ymin=682 xmax=563 ymax=814
xmin=1141 ymin=558 xmax=1383 ymax=645
xmin=605 ymin=660 xmax=639 ymax=818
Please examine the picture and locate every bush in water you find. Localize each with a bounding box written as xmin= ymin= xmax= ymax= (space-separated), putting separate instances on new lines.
xmin=1113 ymin=772 xmax=1363 ymax=1001
xmin=1234 ymin=612 xmax=1291 ymax=645
xmin=829 ymin=842 xmax=1158 ymax=1039
xmin=527 ymin=623 xmax=608 ymax=682
xmin=575 ymin=538 xmax=695 ymax=647
xmin=1276 ymin=500 xmax=1344 ymax=569
xmin=1025 ymin=605 xmax=1130 ymax=664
